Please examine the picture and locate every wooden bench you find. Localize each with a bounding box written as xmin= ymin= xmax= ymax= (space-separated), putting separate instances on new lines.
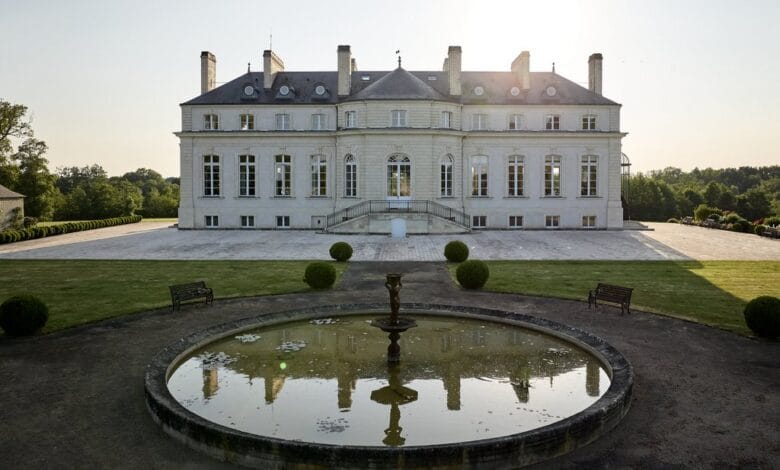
xmin=588 ymin=283 xmax=633 ymax=315
xmin=169 ymin=281 xmax=213 ymax=311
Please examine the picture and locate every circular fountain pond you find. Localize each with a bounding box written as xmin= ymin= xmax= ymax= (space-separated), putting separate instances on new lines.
xmin=145 ymin=304 xmax=632 ymax=469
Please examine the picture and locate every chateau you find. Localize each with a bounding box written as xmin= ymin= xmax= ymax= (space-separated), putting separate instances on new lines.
xmin=177 ymin=46 xmax=625 ymax=232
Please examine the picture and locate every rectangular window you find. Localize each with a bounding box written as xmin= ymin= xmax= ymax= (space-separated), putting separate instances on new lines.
xmin=508 ymin=114 xmax=523 ymax=130
xmin=204 ymin=215 xmax=219 ymax=228
xmin=311 ymin=155 xmax=327 ymax=196
xmin=582 ymin=114 xmax=597 ymax=131
xmin=240 ymin=215 xmax=255 ymax=228
xmin=345 ymin=111 xmax=356 ymax=128
xmin=203 ymin=155 xmax=220 ymax=196
xmin=276 ymin=215 xmax=290 ymax=228
xmin=545 ymin=215 xmax=560 ymax=228
xmin=472 ymin=215 xmax=487 ymax=228
xmin=240 ymin=114 xmax=254 ymax=130
xmin=275 ymin=154 xmax=292 ymax=196
xmin=507 ymin=155 xmax=524 ymax=196
xmin=204 ymin=114 xmax=219 ymax=130
xmin=471 ymin=155 xmax=489 ymax=196
xmin=311 ymin=114 xmax=326 ymax=130
xmin=345 ymin=156 xmax=357 ymax=197
xmin=545 ymin=114 xmax=560 ymax=130
xmin=582 ymin=215 xmax=596 ymax=228
xmin=509 ymin=215 xmax=523 ymax=228
xmin=238 ymin=155 xmax=256 ymax=197
xmin=391 ymin=110 xmax=407 ymax=127
xmin=471 ymin=114 xmax=488 ymax=130
xmin=276 ymin=113 xmax=291 ymax=130
xmin=441 ymin=111 xmax=452 ymax=129
xmin=581 ymin=155 xmax=598 ymax=196
xmin=440 ymin=156 xmax=453 ymax=197
xmin=544 ymin=155 xmax=561 ymax=196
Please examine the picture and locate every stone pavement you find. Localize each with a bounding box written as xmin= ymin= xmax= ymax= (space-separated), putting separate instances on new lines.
xmin=1 ymin=221 xmax=778 ymax=260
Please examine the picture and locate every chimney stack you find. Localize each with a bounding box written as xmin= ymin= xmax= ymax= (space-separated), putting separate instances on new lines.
xmin=588 ymin=53 xmax=603 ymax=95
xmin=200 ymin=51 xmax=216 ymax=94
xmin=337 ymin=45 xmax=352 ymax=96
xmin=446 ymin=46 xmax=461 ymax=96
xmin=511 ymin=51 xmax=530 ymax=90
xmin=351 ymin=57 xmax=358 ymax=72
xmin=263 ymin=50 xmax=285 ymax=90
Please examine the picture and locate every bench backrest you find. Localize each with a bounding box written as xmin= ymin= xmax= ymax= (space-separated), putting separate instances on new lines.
xmin=596 ymin=283 xmax=633 ymax=299
xmin=170 ymin=281 xmax=207 ymax=295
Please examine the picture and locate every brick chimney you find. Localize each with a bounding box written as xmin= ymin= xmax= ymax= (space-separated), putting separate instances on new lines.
xmin=263 ymin=50 xmax=285 ymax=90
xmin=446 ymin=46 xmax=461 ymax=96
xmin=337 ymin=45 xmax=352 ymax=96
xmin=200 ymin=51 xmax=216 ymax=94
xmin=588 ymin=53 xmax=603 ymax=95
xmin=511 ymin=51 xmax=530 ymax=90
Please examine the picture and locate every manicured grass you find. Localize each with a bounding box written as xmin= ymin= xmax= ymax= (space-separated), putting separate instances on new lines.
xmin=0 ymin=260 xmax=346 ymax=333
xmin=449 ymin=261 xmax=780 ymax=336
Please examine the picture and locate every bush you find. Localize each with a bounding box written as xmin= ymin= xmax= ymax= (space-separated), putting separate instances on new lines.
xmin=730 ymin=219 xmax=752 ymax=233
xmin=0 ymin=215 xmax=142 ymax=245
xmin=444 ymin=240 xmax=469 ymax=262
xmin=304 ymin=262 xmax=337 ymax=289
xmin=22 ymin=217 xmax=37 ymax=228
xmin=722 ymin=213 xmax=743 ymax=224
xmin=693 ymin=204 xmax=721 ymax=222
xmin=456 ymin=260 xmax=490 ymax=289
xmin=764 ymin=216 xmax=780 ymax=227
xmin=667 ymin=218 xmax=679 ymax=224
xmin=0 ymin=295 xmax=49 ymax=337
xmin=755 ymin=224 xmax=767 ymax=236
xmin=329 ymin=242 xmax=353 ymax=262
xmin=743 ymin=296 xmax=780 ymax=338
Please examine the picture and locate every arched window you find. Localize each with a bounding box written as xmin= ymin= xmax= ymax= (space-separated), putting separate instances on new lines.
xmin=344 ymin=154 xmax=357 ymax=197
xmin=440 ymin=155 xmax=453 ymax=197
xmin=386 ymin=154 xmax=411 ymax=198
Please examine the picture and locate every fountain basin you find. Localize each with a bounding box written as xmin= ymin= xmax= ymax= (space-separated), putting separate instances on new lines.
xmin=145 ymin=303 xmax=632 ymax=469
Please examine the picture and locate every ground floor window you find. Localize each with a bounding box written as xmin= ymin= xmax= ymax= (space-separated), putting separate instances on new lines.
xmin=509 ymin=215 xmax=523 ymax=228
xmin=545 ymin=215 xmax=560 ymax=228
xmin=276 ymin=215 xmax=290 ymax=228
xmin=241 ymin=215 xmax=255 ymax=228
xmin=582 ymin=215 xmax=596 ymax=228
xmin=205 ymin=215 xmax=219 ymax=228
xmin=472 ymin=215 xmax=487 ymax=228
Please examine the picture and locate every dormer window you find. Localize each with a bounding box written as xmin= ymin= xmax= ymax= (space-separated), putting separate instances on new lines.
xmin=582 ymin=114 xmax=597 ymax=131
xmin=276 ymin=113 xmax=291 ymax=130
xmin=204 ymin=114 xmax=219 ymax=130
xmin=276 ymin=85 xmax=294 ymax=99
xmin=545 ymin=115 xmax=560 ymax=130
xmin=279 ymin=85 xmax=291 ymax=96
xmin=314 ymin=85 xmax=326 ymax=96
xmin=360 ymin=75 xmax=371 ymax=81
xmin=391 ymin=110 xmax=407 ymax=127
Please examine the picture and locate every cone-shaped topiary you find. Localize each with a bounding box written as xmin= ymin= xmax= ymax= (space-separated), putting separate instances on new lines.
xmin=0 ymin=295 xmax=49 ymax=337
xmin=456 ymin=260 xmax=490 ymax=289
xmin=329 ymin=242 xmax=353 ymax=262
xmin=744 ymin=296 xmax=780 ymax=338
xmin=444 ymin=240 xmax=469 ymax=263
xmin=304 ymin=262 xmax=337 ymax=289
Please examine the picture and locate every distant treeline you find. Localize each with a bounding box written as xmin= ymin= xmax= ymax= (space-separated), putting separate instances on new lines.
xmin=625 ymin=166 xmax=780 ymax=222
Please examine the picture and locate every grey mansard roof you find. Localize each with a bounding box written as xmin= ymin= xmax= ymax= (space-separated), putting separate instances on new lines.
xmin=183 ymin=68 xmax=618 ymax=106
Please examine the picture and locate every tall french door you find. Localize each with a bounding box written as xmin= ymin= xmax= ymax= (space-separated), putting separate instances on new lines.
xmin=386 ymin=155 xmax=411 ymax=202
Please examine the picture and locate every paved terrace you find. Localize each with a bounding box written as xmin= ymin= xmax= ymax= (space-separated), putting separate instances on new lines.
xmin=1 ymin=221 xmax=779 ymax=260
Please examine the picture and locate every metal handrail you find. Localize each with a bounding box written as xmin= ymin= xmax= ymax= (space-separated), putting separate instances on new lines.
xmin=326 ymin=200 xmax=470 ymax=228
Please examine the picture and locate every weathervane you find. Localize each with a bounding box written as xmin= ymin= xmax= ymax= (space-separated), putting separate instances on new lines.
xmin=396 ymin=49 xmax=401 ymax=68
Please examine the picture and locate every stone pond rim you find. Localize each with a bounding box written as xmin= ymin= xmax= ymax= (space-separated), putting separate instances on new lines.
xmin=144 ymin=303 xmax=633 ymax=469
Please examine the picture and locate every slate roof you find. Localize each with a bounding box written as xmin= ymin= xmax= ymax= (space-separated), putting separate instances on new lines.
xmin=0 ymin=183 xmax=24 ymax=199
xmin=183 ymin=68 xmax=618 ymax=106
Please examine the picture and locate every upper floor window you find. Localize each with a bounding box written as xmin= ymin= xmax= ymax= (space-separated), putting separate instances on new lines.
xmin=275 ymin=154 xmax=292 ymax=196
xmin=203 ymin=155 xmax=220 ymax=196
xmin=471 ymin=114 xmax=488 ymax=130
xmin=581 ymin=155 xmax=598 ymax=196
xmin=544 ymin=155 xmax=561 ymax=196
xmin=441 ymin=111 xmax=452 ymax=129
xmin=507 ymin=155 xmax=524 ymax=197
xmin=240 ymin=114 xmax=254 ymax=131
xmin=311 ymin=155 xmax=327 ymax=196
xmin=471 ymin=155 xmax=489 ymax=197
xmin=508 ymin=114 xmax=523 ymax=130
xmin=311 ymin=114 xmax=326 ymax=131
xmin=391 ymin=110 xmax=407 ymax=127
xmin=345 ymin=155 xmax=357 ymax=197
xmin=582 ymin=114 xmax=597 ymax=131
xmin=204 ymin=114 xmax=219 ymax=130
xmin=276 ymin=113 xmax=291 ymax=130
xmin=545 ymin=114 xmax=560 ymax=130
xmin=238 ymin=155 xmax=256 ymax=197
xmin=440 ymin=155 xmax=453 ymax=197
xmin=345 ymin=111 xmax=357 ymax=128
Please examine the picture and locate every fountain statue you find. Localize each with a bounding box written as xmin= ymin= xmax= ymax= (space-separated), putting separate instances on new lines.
xmin=371 ymin=273 xmax=417 ymax=363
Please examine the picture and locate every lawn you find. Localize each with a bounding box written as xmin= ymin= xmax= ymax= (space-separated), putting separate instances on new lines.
xmin=0 ymin=260 xmax=346 ymax=333
xmin=449 ymin=260 xmax=780 ymax=336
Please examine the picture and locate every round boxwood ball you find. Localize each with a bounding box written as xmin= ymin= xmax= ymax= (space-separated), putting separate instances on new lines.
xmin=304 ymin=262 xmax=337 ymax=289
xmin=456 ymin=260 xmax=490 ymax=289
xmin=0 ymin=295 xmax=49 ymax=337
xmin=444 ymin=240 xmax=469 ymax=263
xmin=329 ymin=241 xmax=353 ymax=262
xmin=744 ymin=296 xmax=780 ymax=338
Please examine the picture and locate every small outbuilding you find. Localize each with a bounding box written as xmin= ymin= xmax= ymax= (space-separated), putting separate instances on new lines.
xmin=0 ymin=183 xmax=25 ymax=230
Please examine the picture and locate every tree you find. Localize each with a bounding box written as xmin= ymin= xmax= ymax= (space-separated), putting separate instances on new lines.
xmin=12 ymin=138 xmax=59 ymax=219
xmin=736 ymin=188 xmax=772 ymax=222
xmin=0 ymin=100 xmax=33 ymax=156
xmin=56 ymin=165 xmax=108 ymax=194
xmin=703 ymin=182 xmax=723 ymax=208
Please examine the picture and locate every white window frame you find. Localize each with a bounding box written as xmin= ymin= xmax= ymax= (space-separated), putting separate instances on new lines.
xmin=240 ymin=215 xmax=255 ymax=228
xmin=310 ymin=154 xmax=328 ymax=197
xmin=441 ymin=111 xmax=452 ymax=129
xmin=582 ymin=114 xmax=597 ymax=131
xmin=508 ymin=114 xmax=523 ymax=130
xmin=238 ymin=155 xmax=256 ymax=197
xmin=507 ymin=155 xmax=524 ymax=197
xmin=545 ymin=114 xmax=560 ymax=130
xmin=582 ymin=215 xmax=597 ymax=228
xmin=471 ymin=155 xmax=489 ymax=197
xmin=471 ymin=113 xmax=488 ymax=130
xmin=581 ymin=155 xmax=598 ymax=196
xmin=440 ymin=155 xmax=454 ymax=197
xmin=311 ymin=113 xmax=326 ymax=131
xmin=544 ymin=155 xmax=562 ymax=197
xmin=390 ymin=110 xmax=407 ymax=127
xmin=203 ymin=155 xmax=220 ymax=196
xmin=204 ymin=215 xmax=219 ymax=228
xmin=344 ymin=154 xmax=357 ymax=197
xmin=204 ymin=114 xmax=219 ymax=130
xmin=345 ymin=111 xmax=356 ymax=128
xmin=276 ymin=215 xmax=290 ymax=228
xmin=545 ymin=215 xmax=560 ymax=228
xmin=509 ymin=215 xmax=523 ymax=228
xmin=472 ymin=215 xmax=487 ymax=229
xmin=274 ymin=154 xmax=292 ymax=197
xmin=275 ymin=113 xmax=291 ymax=130
xmin=240 ymin=114 xmax=254 ymax=131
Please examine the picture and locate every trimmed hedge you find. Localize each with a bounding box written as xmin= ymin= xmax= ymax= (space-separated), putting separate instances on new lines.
xmin=444 ymin=240 xmax=469 ymax=262
xmin=456 ymin=260 xmax=490 ymax=289
xmin=329 ymin=242 xmax=353 ymax=262
xmin=743 ymin=296 xmax=780 ymax=339
xmin=0 ymin=295 xmax=49 ymax=337
xmin=0 ymin=216 xmax=142 ymax=245
xmin=304 ymin=262 xmax=337 ymax=289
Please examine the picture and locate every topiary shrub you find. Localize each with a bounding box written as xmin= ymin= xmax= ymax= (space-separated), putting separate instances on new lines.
xmin=694 ymin=204 xmax=721 ymax=222
xmin=667 ymin=218 xmax=679 ymax=224
xmin=743 ymin=296 xmax=780 ymax=338
xmin=304 ymin=262 xmax=337 ymax=289
xmin=755 ymin=224 xmax=767 ymax=236
xmin=456 ymin=260 xmax=490 ymax=289
xmin=444 ymin=240 xmax=469 ymax=262
xmin=329 ymin=242 xmax=353 ymax=262
xmin=0 ymin=295 xmax=49 ymax=337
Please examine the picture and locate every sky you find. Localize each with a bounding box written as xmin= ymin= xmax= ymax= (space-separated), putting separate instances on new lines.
xmin=1 ymin=0 xmax=778 ymax=177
